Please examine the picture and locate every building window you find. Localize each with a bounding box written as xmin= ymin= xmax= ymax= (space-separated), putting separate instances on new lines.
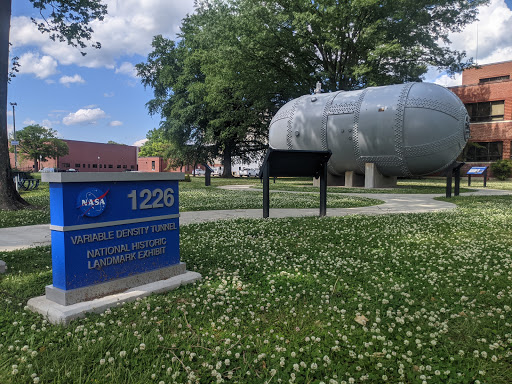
xmin=92 ymin=164 xmax=98 ymax=168
xmin=123 ymin=165 xmax=127 ymax=169
xmin=466 ymin=101 xmax=505 ymax=122
xmin=83 ymin=164 xmax=86 ymax=168
xmin=131 ymin=165 xmax=135 ymax=170
xmin=152 ymin=161 xmax=155 ymax=170
xmin=99 ymin=164 xmax=102 ymax=168
xmin=479 ymin=75 xmax=510 ymax=83
xmin=117 ymin=165 xmax=121 ymax=168
xmin=75 ymin=164 xmax=80 ymax=168
xmin=109 ymin=164 xmax=113 ymax=168
xmin=88 ymin=164 xmax=91 ymax=168
xmin=465 ymin=141 xmax=503 ymax=161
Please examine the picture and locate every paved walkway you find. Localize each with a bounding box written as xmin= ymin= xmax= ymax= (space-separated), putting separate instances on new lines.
xmin=0 ymin=186 xmax=510 ymax=252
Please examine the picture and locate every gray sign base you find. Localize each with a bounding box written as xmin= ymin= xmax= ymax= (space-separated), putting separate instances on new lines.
xmin=27 ymin=270 xmax=201 ymax=325
xmin=46 ymin=263 xmax=187 ymax=306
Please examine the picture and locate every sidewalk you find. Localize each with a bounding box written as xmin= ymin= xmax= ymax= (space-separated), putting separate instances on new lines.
xmin=1 ymin=187 xmax=510 ymax=252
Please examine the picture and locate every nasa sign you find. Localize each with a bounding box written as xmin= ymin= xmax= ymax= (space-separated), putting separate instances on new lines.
xmin=77 ymin=187 xmax=108 ymax=217
xmin=39 ymin=172 xmax=188 ymax=306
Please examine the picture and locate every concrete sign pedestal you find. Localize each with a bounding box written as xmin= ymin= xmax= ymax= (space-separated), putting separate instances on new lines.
xmin=28 ymin=172 xmax=200 ymax=325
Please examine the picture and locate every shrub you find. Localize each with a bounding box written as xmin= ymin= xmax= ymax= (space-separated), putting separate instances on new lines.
xmin=490 ymin=159 xmax=512 ymax=180
xmin=183 ymin=174 xmax=191 ymax=182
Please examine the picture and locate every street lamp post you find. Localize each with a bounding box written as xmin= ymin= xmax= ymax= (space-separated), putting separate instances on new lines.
xmin=10 ymin=102 xmax=17 ymax=167
xmin=98 ymin=156 xmax=100 ymax=171
xmin=10 ymin=102 xmax=18 ymax=191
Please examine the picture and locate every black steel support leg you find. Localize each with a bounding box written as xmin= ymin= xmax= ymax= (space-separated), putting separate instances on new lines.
xmin=263 ymin=162 xmax=270 ymax=218
xmin=446 ymin=172 xmax=452 ymax=198
xmin=483 ymin=169 xmax=488 ymax=187
xmin=454 ymin=168 xmax=460 ymax=196
xmin=468 ymin=175 xmax=471 ymax=186
xmin=319 ymin=163 xmax=327 ymax=217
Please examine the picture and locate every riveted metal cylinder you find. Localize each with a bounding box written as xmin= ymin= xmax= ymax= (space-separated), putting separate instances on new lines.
xmin=269 ymin=83 xmax=469 ymax=177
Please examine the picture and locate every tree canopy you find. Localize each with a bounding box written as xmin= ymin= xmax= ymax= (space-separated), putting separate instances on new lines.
xmin=138 ymin=0 xmax=488 ymax=176
xmin=13 ymin=124 xmax=69 ymax=170
xmin=1 ymin=0 xmax=107 ymax=210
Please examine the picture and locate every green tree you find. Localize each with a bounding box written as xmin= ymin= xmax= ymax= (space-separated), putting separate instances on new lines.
xmin=137 ymin=128 xmax=170 ymax=158
xmin=107 ymin=140 xmax=126 ymax=145
xmin=1 ymin=0 xmax=107 ymax=210
xmin=13 ymin=124 xmax=69 ymax=170
xmin=137 ymin=3 xmax=309 ymax=177
xmin=262 ymin=0 xmax=489 ymax=91
xmin=138 ymin=0 xmax=487 ymax=177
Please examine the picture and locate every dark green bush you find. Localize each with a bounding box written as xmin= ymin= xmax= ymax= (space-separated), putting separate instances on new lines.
xmin=490 ymin=159 xmax=512 ymax=180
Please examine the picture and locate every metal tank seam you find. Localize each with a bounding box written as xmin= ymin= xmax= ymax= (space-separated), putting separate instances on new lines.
xmin=353 ymin=89 xmax=368 ymax=174
xmin=395 ymin=83 xmax=414 ymax=176
xmin=405 ymin=98 xmax=460 ymax=120
xmin=286 ymin=98 xmax=301 ymax=150
xmin=403 ymin=131 xmax=462 ymax=158
xmin=321 ymin=93 xmax=339 ymax=151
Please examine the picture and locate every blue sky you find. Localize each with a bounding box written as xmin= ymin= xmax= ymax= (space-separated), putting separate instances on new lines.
xmin=7 ymin=0 xmax=512 ymax=147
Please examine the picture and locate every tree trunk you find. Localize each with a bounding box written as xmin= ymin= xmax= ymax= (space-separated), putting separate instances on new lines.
xmin=0 ymin=0 xmax=28 ymax=210
xmin=221 ymin=144 xmax=233 ymax=178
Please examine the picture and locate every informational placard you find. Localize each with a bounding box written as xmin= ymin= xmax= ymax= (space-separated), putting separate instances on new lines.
xmin=467 ymin=166 xmax=488 ymax=175
xmin=42 ymin=173 xmax=185 ymax=304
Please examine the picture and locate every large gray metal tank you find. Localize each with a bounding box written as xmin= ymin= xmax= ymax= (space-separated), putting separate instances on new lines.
xmin=269 ymin=82 xmax=470 ymax=177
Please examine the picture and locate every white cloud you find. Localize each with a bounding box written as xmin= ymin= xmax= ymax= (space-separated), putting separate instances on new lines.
xmin=23 ymin=118 xmax=37 ymax=125
xmin=425 ymin=0 xmax=512 ymax=86
xmin=59 ymin=74 xmax=85 ymax=86
xmin=448 ymin=0 xmax=512 ymax=65
xmin=10 ymin=0 xmax=196 ymax=69
xmin=109 ymin=120 xmax=123 ymax=127
xmin=17 ymin=52 xmax=58 ymax=79
xmin=133 ymin=138 xmax=148 ymax=147
xmin=434 ymin=73 xmax=462 ymax=87
xmin=62 ymin=108 xmax=107 ymax=125
xmin=104 ymin=92 xmax=115 ymax=98
xmin=42 ymin=119 xmax=56 ymax=129
xmin=115 ymin=62 xmax=137 ymax=78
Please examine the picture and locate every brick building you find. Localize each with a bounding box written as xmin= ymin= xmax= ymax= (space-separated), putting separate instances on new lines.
xmin=10 ymin=139 xmax=138 ymax=172
xmin=137 ymin=156 xmax=195 ymax=173
xmin=450 ymin=60 xmax=512 ymax=165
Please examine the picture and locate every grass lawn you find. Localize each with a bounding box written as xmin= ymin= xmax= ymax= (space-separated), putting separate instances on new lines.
xmin=1 ymin=195 xmax=511 ymax=383
xmin=2 ymin=174 xmax=511 ymax=229
xmin=252 ymin=177 xmax=480 ymax=194
xmin=0 ymin=176 xmax=384 ymax=229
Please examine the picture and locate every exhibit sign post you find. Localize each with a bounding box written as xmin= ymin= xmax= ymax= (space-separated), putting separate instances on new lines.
xmin=28 ymin=173 xmax=200 ymax=323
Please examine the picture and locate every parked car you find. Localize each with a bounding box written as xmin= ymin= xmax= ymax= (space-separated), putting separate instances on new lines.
xmin=212 ymin=167 xmax=223 ymax=176
xmin=67 ymin=168 xmax=78 ymax=172
xmin=239 ymin=168 xmax=259 ymax=177
xmin=194 ymin=168 xmax=206 ymax=176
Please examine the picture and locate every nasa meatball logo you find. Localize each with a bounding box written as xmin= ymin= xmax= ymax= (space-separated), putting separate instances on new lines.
xmin=77 ymin=187 xmax=109 ymax=217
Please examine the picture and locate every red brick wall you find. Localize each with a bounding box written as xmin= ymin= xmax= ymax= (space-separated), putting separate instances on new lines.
xmin=9 ymin=140 xmax=138 ymax=172
xmin=450 ymin=63 xmax=512 ymax=161
xmin=450 ymin=80 xmax=512 ymax=121
xmin=462 ymin=60 xmax=512 ymax=85
xmin=137 ymin=157 xmax=196 ymax=173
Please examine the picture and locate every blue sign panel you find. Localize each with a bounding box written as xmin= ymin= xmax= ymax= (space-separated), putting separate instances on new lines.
xmin=467 ymin=167 xmax=488 ymax=175
xmin=44 ymin=173 xmax=183 ymax=292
